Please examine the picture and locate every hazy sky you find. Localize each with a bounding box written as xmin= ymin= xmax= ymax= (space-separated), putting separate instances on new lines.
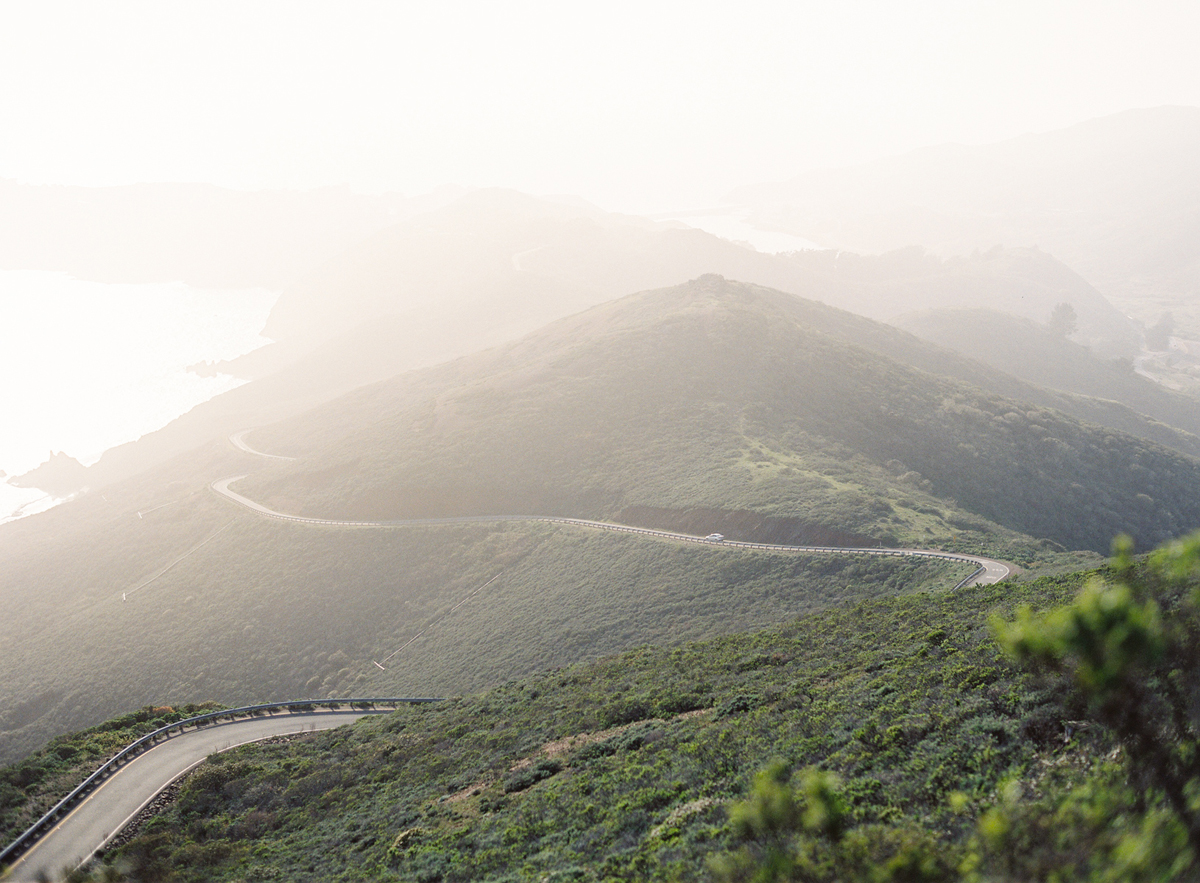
xmin=2 ymin=1 xmax=1198 ymax=212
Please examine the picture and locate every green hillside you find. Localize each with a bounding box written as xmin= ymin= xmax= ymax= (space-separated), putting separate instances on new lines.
xmin=7 ymin=279 xmax=1199 ymax=879
xmin=50 ymin=566 xmax=1099 ymax=882
xmin=1 ymin=274 xmax=1188 ymax=766
xmin=70 ymin=189 xmax=843 ymax=493
xmin=244 ymin=276 xmax=1200 ymax=553
xmin=16 ymin=540 xmax=1200 ymax=881
xmin=893 ymin=306 xmax=1200 ymax=434
xmin=0 ymin=446 xmax=972 ymax=764
xmin=70 ymin=193 xmax=1144 ymax=498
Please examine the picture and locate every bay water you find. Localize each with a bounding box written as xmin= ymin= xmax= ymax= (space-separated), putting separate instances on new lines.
xmin=1 ymin=271 xmax=277 ymax=524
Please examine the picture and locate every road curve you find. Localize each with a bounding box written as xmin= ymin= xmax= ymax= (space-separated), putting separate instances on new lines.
xmin=5 ymin=711 xmax=386 ymax=882
xmin=211 ymin=476 xmax=1011 ymax=586
xmin=229 ymin=430 xmax=296 ymax=461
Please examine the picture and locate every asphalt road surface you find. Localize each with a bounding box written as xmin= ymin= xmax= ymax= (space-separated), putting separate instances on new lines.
xmin=228 ymin=430 xmax=296 ymax=461
xmin=7 ymin=711 xmax=384 ymax=882
xmin=211 ymin=475 xmax=1011 ymax=586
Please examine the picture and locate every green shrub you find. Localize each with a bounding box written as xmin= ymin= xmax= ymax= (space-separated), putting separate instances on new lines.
xmin=502 ymin=758 xmax=562 ymax=793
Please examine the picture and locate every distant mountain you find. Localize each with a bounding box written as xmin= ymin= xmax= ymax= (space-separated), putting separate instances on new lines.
xmin=891 ymin=307 xmax=1200 ymax=440
xmin=234 ymin=189 xmax=1134 ymax=380
xmin=7 ymin=452 xmax=88 ymax=497
xmin=0 ymin=275 xmax=1181 ymax=763
xmin=730 ymin=106 xmax=1200 ymax=337
xmin=781 ymin=245 xmax=1139 ymax=356
xmin=220 ymin=187 xmax=832 ymax=379
xmin=75 ymin=192 xmax=1143 ymax=493
xmin=244 ymin=276 xmax=1200 ymax=553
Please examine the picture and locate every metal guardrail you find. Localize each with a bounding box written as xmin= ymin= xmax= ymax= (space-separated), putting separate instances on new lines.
xmin=952 ymin=564 xmax=988 ymax=590
xmin=213 ymin=479 xmax=1005 ymax=586
xmin=0 ymin=697 xmax=441 ymax=869
xmin=526 ymin=518 xmax=995 ymax=586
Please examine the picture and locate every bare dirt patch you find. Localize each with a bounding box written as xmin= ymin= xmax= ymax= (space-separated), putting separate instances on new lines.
xmin=444 ymin=708 xmax=712 ymax=803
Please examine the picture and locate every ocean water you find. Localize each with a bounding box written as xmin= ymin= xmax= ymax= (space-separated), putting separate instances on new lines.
xmin=658 ymin=211 xmax=822 ymax=253
xmin=0 ymin=271 xmax=277 ymax=524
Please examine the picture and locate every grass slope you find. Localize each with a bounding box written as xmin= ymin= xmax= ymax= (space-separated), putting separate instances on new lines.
xmin=0 ymin=442 xmax=971 ymax=764
xmin=72 ymin=192 xmax=1144 ymax=499
xmin=60 ymin=567 xmax=1097 ymax=882
xmin=0 ymin=703 xmax=222 ymax=847
xmin=893 ymin=307 xmax=1200 ymax=444
xmin=244 ymin=276 xmax=1200 ymax=553
xmin=2 ymin=275 xmax=1173 ymax=765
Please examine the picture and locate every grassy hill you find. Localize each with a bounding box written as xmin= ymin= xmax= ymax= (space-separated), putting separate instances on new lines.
xmin=892 ymin=306 xmax=1200 ymax=441
xmin=30 ymin=565 xmax=1102 ymax=882
xmin=72 ymin=189 xmax=842 ymax=492
xmin=1 ymin=273 xmax=1188 ymax=766
xmin=0 ymin=438 xmax=974 ymax=765
xmin=71 ymin=193 xmax=1144 ymax=495
xmin=243 ymin=276 xmax=1200 ymax=554
xmin=7 ymin=275 xmax=1196 ymax=878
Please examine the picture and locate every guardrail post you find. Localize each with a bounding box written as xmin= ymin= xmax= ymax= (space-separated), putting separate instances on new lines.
xmin=0 ymin=696 xmax=435 ymax=868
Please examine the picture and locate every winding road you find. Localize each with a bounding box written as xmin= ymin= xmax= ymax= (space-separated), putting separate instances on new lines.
xmin=5 ymin=710 xmax=392 ymax=882
xmin=210 ymin=472 xmax=1011 ymax=587
xmin=229 ymin=430 xmax=296 ymax=461
xmin=4 ymin=435 xmax=1012 ymax=879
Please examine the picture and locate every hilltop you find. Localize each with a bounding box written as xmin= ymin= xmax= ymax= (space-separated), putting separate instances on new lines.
xmin=1 ymin=275 xmax=1190 ymax=763
xmin=68 ymin=191 xmax=1146 ymax=495
xmin=244 ymin=275 xmax=1200 ymax=553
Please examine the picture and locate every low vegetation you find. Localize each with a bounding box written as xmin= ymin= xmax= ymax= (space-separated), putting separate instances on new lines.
xmin=0 ymin=494 xmax=973 ymax=764
xmin=0 ymin=703 xmax=222 ymax=846
xmin=246 ymin=278 xmax=1200 ymax=554
xmin=8 ymin=276 xmax=1184 ymax=767
xmin=23 ymin=530 xmax=1195 ymax=881
xmin=6 ymin=275 xmax=1200 ymax=879
xmin=47 ymin=565 xmax=1093 ymax=881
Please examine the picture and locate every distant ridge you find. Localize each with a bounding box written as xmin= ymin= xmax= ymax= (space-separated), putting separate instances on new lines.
xmin=72 ymin=191 xmax=1143 ymax=496
xmin=729 ymin=105 xmax=1200 ymax=336
xmin=241 ymin=275 xmax=1200 ymax=552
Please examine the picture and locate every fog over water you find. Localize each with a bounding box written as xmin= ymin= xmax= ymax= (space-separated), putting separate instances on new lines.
xmin=1 ymin=2 xmax=1197 ymax=520
xmin=5 ymin=10 xmax=1200 ymax=876
xmin=0 ymin=272 xmax=275 ymax=521
xmin=661 ymin=213 xmax=823 ymax=253
xmin=0 ymin=204 xmax=816 ymax=526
